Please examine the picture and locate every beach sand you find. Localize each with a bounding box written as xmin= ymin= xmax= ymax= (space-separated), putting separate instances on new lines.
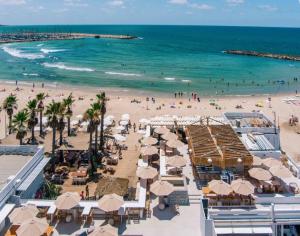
xmin=0 ymin=82 xmax=299 ymax=162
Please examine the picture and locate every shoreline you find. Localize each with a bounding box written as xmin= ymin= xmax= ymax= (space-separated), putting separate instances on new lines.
xmin=0 ymin=79 xmax=297 ymax=99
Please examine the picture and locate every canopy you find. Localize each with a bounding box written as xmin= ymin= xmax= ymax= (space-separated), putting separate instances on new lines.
xmin=269 ymin=165 xmax=293 ymax=178
xmin=98 ymin=193 xmax=124 ymax=212
xmin=16 ymin=217 xmax=48 ymax=236
xmin=262 ymin=158 xmax=281 ymax=168
xmin=140 ymin=146 xmax=158 ymax=156
xmin=150 ymin=180 xmax=174 ymax=196
xmin=208 ymin=180 xmax=232 ymax=195
xmin=141 ymin=137 xmax=157 ymax=146
xmin=166 ymin=139 xmax=185 ymax=149
xmin=231 ymin=179 xmax=255 ymax=195
xmin=9 ymin=205 xmax=39 ymax=225
xmin=55 ymin=192 xmax=80 ymax=210
xmin=167 ymin=155 xmax=186 ymax=168
xmin=89 ymin=224 xmax=118 ymax=236
xmin=136 ymin=166 xmax=158 ymax=179
xmin=161 ymin=132 xmax=178 ymax=141
xmin=248 ymin=168 xmax=272 ymax=181
xmin=154 ymin=127 xmax=169 ymax=135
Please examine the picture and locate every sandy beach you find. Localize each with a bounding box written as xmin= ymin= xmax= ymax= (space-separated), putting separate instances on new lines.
xmin=0 ymin=81 xmax=299 ymax=161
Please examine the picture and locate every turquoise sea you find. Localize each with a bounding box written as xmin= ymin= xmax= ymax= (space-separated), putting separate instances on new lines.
xmin=0 ymin=25 xmax=300 ymax=95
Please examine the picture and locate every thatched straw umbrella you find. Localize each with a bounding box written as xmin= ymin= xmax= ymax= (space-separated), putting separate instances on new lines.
xmin=150 ymin=180 xmax=174 ymax=197
xmin=136 ymin=166 xmax=158 ymax=180
xmin=9 ymin=205 xmax=39 ymax=225
xmin=167 ymin=155 xmax=186 ymax=168
xmin=208 ymin=180 xmax=232 ymax=195
xmin=141 ymin=137 xmax=157 ymax=146
xmin=89 ymin=224 xmax=118 ymax=236
xmin=269 ymin=165 xmax=293 ymax=178
xmin=231 ymin=179 xmax=255 ymax=196
xmin=55 ymin=192 xmax=81 ymax=210
xmin=16 ymin=217 xmax=48 ymax=236
xmin=248 ymin=168 xmax=272 ymax=181
xmin=98 ymin=194 xmax=124 ymax=212
xmin=161 ymin=132 xmax=178 ymax=141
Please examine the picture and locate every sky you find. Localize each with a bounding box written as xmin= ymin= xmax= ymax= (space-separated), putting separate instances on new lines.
xmin=0 ymin=0 xmax=300 ymax=27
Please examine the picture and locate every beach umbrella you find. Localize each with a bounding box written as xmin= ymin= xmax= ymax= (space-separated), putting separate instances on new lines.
xmin=141 ymin=137 xmax=157 ymax=146
xmin=140 ymin=146 xmax=158 ymax=156
xmin=76 ymin=114 xmax=83 ymax=120
xmin=136 ymin=166 xmax=158 ymax=180
xmin=208 ymin=180 xmax=232 ymax=195
xmin=231 ymin=179 xmax=255 ymax=196
xmin=89 ymin=224 xmax=118 ymax=236
xmin=150 ymin=180 xmax=174 ymax=196
xmin=71 ymin=120 xmax=79 ymax=126
xmin=166 ymin=139 xmax=185 ymax=149
xmin=16 ymin=217 xmax=48 ymax=236
xmin=98 ymin=194 xmax=124 ymax=212
xmin=9 ymin=205 xmax=39 ymax=225
xmin=161 ymin=132 xmax=178 ymax=141
xmin=106 ymin=115 xmax=115 ymax=120
xmin=121 ymin=114 xmax=130 ymax=121
xmin=115 ymin=126 xmax=125 ymax=131
xmin=139 ymin=118 xmax=149 ymax=124
xmin=154 ymin=127 xmax=169 ymax=135
xmin=269 ymin=165 xmax=293 ymax=178
xmin=55 ymin=192 xmax=81 ymax=210
xmin=262 ymin=157 xmax=281 ymax=169
xmin=167 ymin=155 xmax=186 ymax=168
xmin=252 ymin=156 xmax=263 ymax=166
xmin=120 ymin=120 xmax=128 ymax=126
xmin=248 ymin=168 xmax=272 ymax=181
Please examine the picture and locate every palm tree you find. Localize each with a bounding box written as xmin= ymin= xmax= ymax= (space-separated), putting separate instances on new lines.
xmin=45 ymin=101 xmax=60 ymax=169
xmin=36 ymin=93 xmax=46 ymax=136
xmin=3 ymin=94 xmax=17 ymax=134
xmin=63 ymin=93 xmax=75 ymax=136
xmin=91 ymin=103 xmax=101 ymax=154
xmin=57 ymin=102 xmax=66 ymax=146
xmin=12 ymin=110 xmax=28 ymax=145
xmin=27 ymin=99 xmax=38 ymax=144
xmin=96 ymin=92 xmax=107 ymax=151
xmin=84 ymin=106 xmax=98 ymax=152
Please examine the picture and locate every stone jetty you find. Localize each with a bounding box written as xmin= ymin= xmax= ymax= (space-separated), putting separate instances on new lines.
xmin=224 ymin=50 xmax=300 ymax=62
xmin=0 ymin=32 xmax=137 ymax=44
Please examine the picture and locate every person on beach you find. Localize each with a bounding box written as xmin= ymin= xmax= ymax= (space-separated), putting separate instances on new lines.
xmin=85 ymin=185 xmax=89 ymax=199
xmin=133 ymin=123 xmax=136 ymax=132
xmin=175 ymin=93 xmax=177 ymax=98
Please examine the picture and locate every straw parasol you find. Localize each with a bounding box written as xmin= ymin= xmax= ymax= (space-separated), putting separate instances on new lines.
xmin=55 ymin=192 xmax=81 ymax=210
xmin=161 ymin=132 xmax=178 ymax=141
xmin=208 ymin=180 xmax=232 ymax=195
xmin=140 ymin=146 xmax=158 ymax=156
xmin=98 ymin=193 xmax=124 ymax=212
xmin=154 ymin=127 xmax=169 ymax=135
xmin=9 ymin=205 xmax=39 ymax=225
xmin=166 ymin=139 xmax=185 ymax=149
xmin=150 ymin=180 xmax=174 ymax=196
xmin=167 ymin=155 xmax=186 ymax=168
xmin=136 ymin=166 xmax=158 ymax=179
xmin=252 ymin=156 xmax=263 ymax=166
xmin=16 ymin=217 xmax=48 ymax=236
xmin=231 ymin=179 xmax=255 ymax=195
xmin=248 ymin=168 xmax=272 ymax=181
xmin=89 ymin=224 xmax=118 ymax=236
xmin=262 ymin=157 xmax=281 ymax=168
xmin=141 ymin=137 xmax=157 ymax=146
xmin=269 ymin=165 xmax=293 ymax=178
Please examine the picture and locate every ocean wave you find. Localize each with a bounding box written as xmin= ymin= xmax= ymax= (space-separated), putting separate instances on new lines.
xmin=23 ymin=73 xmax=39 ymax=77
xmin=42 ymin=62 xmax=95 ymax=72
xmin=105 ymin=71 xmax=141 ymax=77
xmin=2 ymin=46 xmax=45 ymax=60
xmin=164 ymin=77 xmax=176 ymax=81
xmin=41 ymin=48 xmax=66 ymax=54
xmin=37 ymin=44 xmax=44 ymax=47
xmin=182 ymin=79 xmax=191 ymax=83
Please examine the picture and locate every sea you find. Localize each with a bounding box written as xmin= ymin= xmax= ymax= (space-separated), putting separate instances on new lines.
xmin=0 ymin=25 xmax=300 ymax=95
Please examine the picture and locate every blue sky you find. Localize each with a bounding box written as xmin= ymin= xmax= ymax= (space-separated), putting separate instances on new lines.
xmin=0 ymin=0 xmax=300 ymax=27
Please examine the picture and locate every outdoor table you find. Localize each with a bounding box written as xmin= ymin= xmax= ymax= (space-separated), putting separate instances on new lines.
xmin=71 ymin=167 xmax=88 ymax=177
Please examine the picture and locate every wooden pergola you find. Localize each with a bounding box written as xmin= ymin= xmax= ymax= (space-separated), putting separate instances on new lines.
xmin=186 ymin=124 xmax=253 ymax=169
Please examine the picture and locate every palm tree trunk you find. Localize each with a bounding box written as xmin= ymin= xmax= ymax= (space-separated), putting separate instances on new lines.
xmin=89 ymin=128 xmax=93 ymax=151
xmin=100 ymin=112 xmax=104 ymax=151
xmin=39 ymin=111 xmax=43 ymax=136
xmin=51 ymin=127 xmax=56 ymax=170
xmin=95 ymin=125 xmax=98 ymax=155
xmin=67 ymin=117 xmax=71 ymax=136
xmin=20 ymin=138 xmax=22 ymax=145
xmin=8 ymin=114 xmax=12 ymax=134
xmin=31 ymin=123 xmax=35 ymax=144
xmin=59 ymin=129 xmax=63 ymax=146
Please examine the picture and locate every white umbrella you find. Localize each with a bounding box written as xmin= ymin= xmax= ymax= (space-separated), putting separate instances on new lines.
xmin=113 ymin=134 xmax=126 ymax=142
xmin=269 ymin=165 xmax=293 ymax=178
xmin=55 ymin=192 xmax=81 ymax=210
xmin=140 ymin=146 xmax=158 ymax=156
xmin=136 ymin=166 xmax=158 ymax=179
xmin=141 ymin=137 xmax=157 ymax=146
xmin=167 ymin=155 xmax=186 ymax=168
xmin=166 ymin=139 xmax=185 ymax=149
xmin=9 ymin=205 xmax=39 ymax=225
xmin=16 ymin=217 xmax=48 ymax=236
xmin=262 ymin=158 xmax=281 ymax=169
xmin=76 ymin=114 xmax=83 ymax=120
xmin=139 ymin=118 xmax=149 ymax=124
xmin=162 ymin=132 xmax=178 ymax=141
xmin=98 ymin=194 xmax=124 ymax=212
xmin=154 ymin=127 xmax=169 ymax=135
xmin=81 ymin=121 xmax=89 ymax=127
xmin=208 ymin=180 xmax=232 ymax=195
xmin=248 ymin=168 xmax=272 ymax=181
xmin=120 ymin=120 xmax=128 ymax=126
xmin=106 ymin=115 xmax=115 ymax=120
xmin=150 ymin=180 xmax=174 ymax=196
xmin=115 ymin=126 xmax=125 ymax=131
xmin=231 ymin=179 xmax=255 ymax=195
xmin=71 ymin=120 xmax=79 ymax=126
